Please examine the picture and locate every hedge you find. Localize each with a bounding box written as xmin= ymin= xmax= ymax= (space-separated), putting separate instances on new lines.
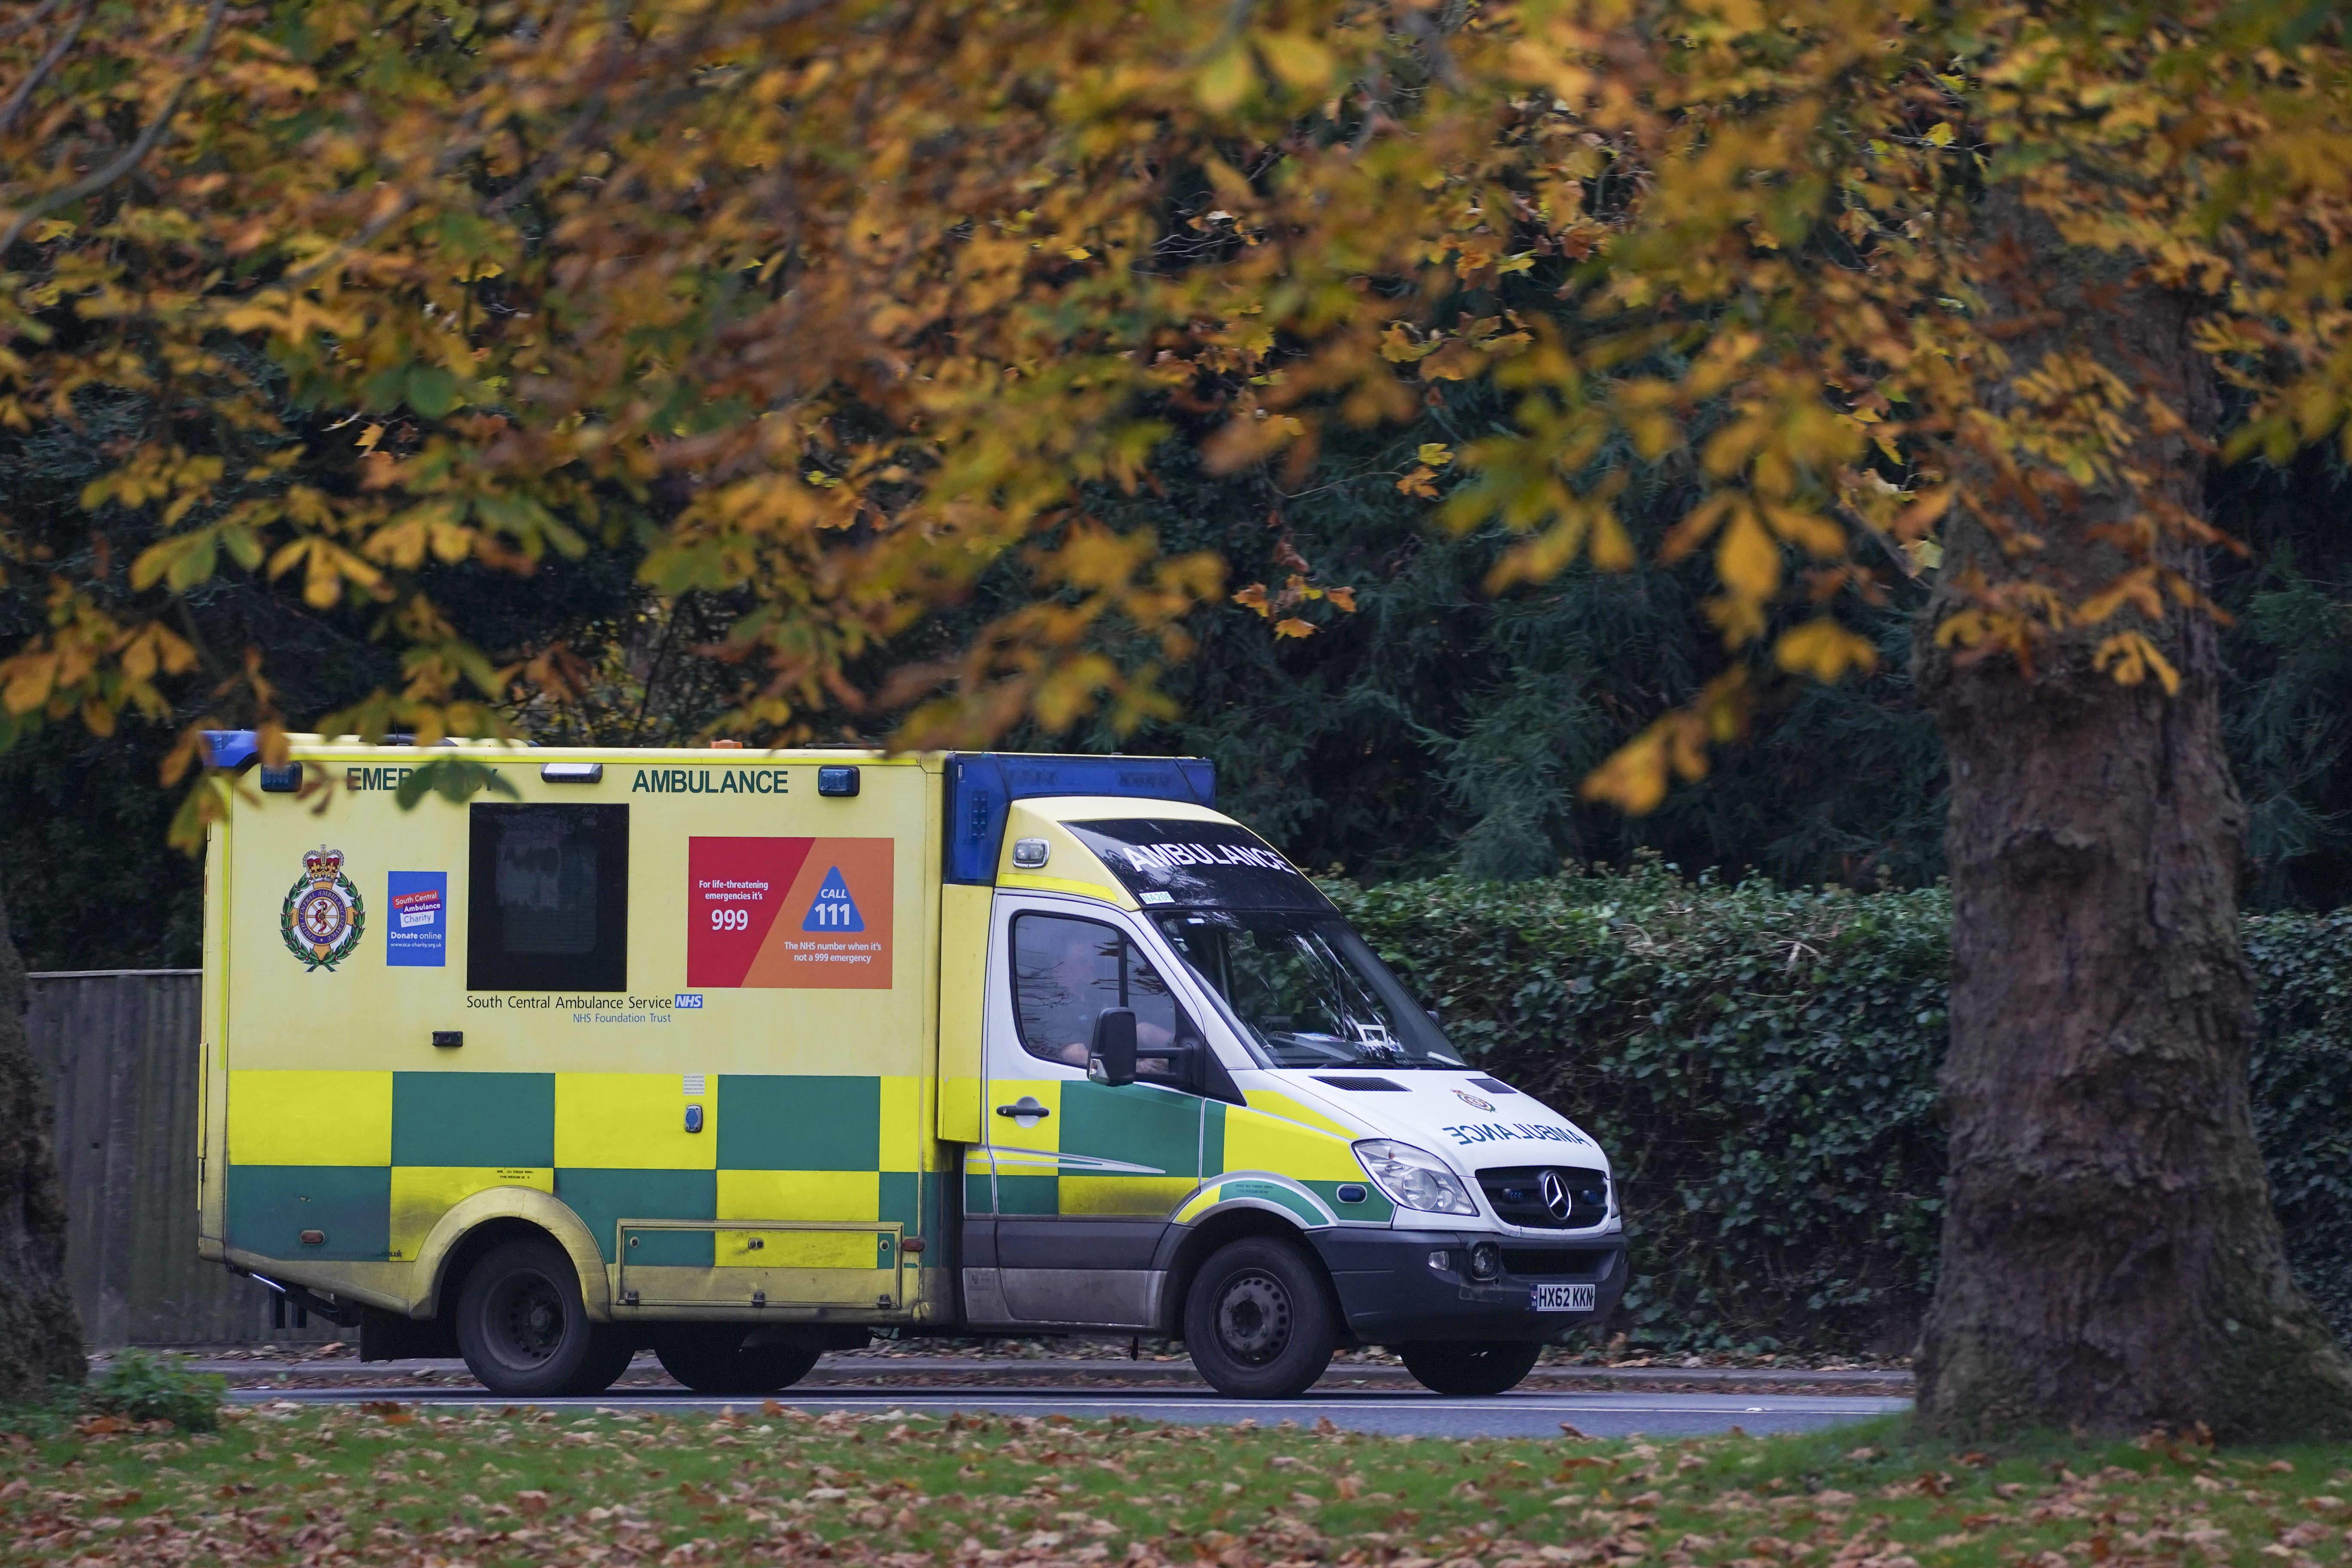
xmin=1326 ymin=861 xmax=2352 ymax=1356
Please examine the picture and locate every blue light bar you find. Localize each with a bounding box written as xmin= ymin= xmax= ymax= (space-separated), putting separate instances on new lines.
xmin=201 ymin=730 xmax=259 ymax=770
xmin=944 ymin=753 xmax=1216 ymax=884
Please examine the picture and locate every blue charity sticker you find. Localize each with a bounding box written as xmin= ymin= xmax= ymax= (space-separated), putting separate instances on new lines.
xmin=800 ymin=866 xmax=865 ymax=932
xmin=386 ymin=871 xmax=448 ymax=967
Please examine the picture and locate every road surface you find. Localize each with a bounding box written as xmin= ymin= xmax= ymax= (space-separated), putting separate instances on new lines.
xmin=230 ymin=1382 xmax=1909 ymax=1440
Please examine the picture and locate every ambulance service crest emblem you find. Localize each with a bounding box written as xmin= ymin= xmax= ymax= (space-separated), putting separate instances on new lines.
xmin=1451 ymin=1088 xmax=1496 ymax=1111
xmin=281 ymin=846 xmax=365 ymax=971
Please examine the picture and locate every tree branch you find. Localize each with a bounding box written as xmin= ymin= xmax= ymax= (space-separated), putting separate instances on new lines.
xmin=0 ymin=0 xmax=73 ymax=46
xmin=0 ymin=0 xmax=225 ymax=256
xmin=485 ymin=0 xmax=843 ymax=217
xmin=0 ymin=0 xmax=92 ymax=139
xmin=283 ymin=0 xmax=840 ymax=289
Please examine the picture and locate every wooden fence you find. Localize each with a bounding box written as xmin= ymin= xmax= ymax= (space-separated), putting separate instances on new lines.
xmin=27 ymin=969 xmax=331 ymax=1347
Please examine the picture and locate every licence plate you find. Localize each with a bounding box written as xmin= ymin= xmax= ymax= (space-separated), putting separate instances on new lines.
xmin=1532 ymin=1282 xmax=1596 ymax=1313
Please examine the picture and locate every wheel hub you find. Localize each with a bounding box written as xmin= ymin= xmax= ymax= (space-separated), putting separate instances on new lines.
xmin=491 ymin=1274 xmax=565 ymax=1365
xmin=1216 ymin=1271 xmax=1292 ymax=1363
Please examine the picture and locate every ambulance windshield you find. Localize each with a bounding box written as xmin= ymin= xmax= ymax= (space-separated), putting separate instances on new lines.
xmin=1153 ymin=910 xmax=1464 ymax=1069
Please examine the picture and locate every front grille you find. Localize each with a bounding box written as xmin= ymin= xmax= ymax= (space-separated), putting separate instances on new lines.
xmin=1500 ymin=1247 xmax=1610 ymax=1279
xmin=1477 ymin=1165 xmax=1609 ymax=1230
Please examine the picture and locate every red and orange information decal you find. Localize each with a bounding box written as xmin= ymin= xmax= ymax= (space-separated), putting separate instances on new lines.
xmin=687 ymin=837 xmax=893 ymax=989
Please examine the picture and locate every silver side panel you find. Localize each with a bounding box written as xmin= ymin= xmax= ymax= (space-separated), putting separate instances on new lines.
xmin=962 ymin=1267 xmax=1014 ymax=1325
xmin=963 ymin=1268 xmax=1165 ymax=1330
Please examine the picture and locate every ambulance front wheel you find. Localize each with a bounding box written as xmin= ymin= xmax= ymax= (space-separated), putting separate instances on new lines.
xmin=455 ymin=1237 xmax=634 ymax=1397
xmin=1182 ymin=1236 xmax=1336 ymax=1399
xmin=1396 ymin=1340 xmax=1543 ymax=1396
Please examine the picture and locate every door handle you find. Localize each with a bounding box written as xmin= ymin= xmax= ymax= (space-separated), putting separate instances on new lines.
xmin=994 ymin=1097 xmax=1051 ymax=1119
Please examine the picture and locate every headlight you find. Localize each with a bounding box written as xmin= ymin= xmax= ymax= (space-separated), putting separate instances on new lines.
xmin=1352 ymin=1140 xmax=1478 ymax=1216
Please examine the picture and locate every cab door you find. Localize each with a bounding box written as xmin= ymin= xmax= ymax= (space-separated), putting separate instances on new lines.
xmin=971 ymin=897 xmax=1208 ymax=1328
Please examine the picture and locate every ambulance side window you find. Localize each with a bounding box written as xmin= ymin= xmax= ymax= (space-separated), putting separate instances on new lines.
xmin=1009 ymin=913 xmax=1192 ymax=1076
xmin=467 ymin=804 xmax=630 ymax=991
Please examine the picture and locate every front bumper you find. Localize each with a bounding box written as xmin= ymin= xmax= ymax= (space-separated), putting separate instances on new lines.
xmin=1309 ymin=1227 xmax=1628 ymax=1346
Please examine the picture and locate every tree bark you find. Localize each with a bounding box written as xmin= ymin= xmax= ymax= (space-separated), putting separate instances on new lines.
xmin=0 ymin=880 xmax=83 ymax=1403
xmin=1912 ymin=198 xmax=2352 ymax=1440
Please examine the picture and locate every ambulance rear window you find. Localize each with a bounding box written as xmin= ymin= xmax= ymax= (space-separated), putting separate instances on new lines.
xmin=467 ymin=804 xmax=629 ymax=990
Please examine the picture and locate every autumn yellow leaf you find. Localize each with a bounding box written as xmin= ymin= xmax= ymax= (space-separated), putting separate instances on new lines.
xmin=1760 ymin=504 xmax=1845 ymax=559
xmin=1774 ymin=619 xmax=1879 ymax=682
xmin=1256 ymin=33 xmax=1334 ymax=92
xmin=1195 ymin=44 xmax=1255 ymax=112
xmin=7 ymin=0 xmax=2347 ymax=872
xmin=2075 ymin=568 xmax=2164 ymax=627
xmin=1589 ymin=510 xmax=1637 ymax=572
xmin=1715 ymin=509 xmax=1781 ymax=606
xmin=2 ymin=650 xmax=58 ymax=715
xmin=1581 ymin=727 xmax=1671 ymax=815
xmin=1379 ymin=325 xmax=1436 ymax=364
xmin=2093 ymin=631 xmax=2181 ymax=695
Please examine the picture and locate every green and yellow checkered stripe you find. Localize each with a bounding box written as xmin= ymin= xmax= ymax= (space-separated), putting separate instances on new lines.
xmin=224 ymin=1071 xmax=936 ymax=1268
xmin=972 ymin=1078 xmax=1206 ymax=1219
xmin=967 ymin=1083 xmax=1394 ymax=1226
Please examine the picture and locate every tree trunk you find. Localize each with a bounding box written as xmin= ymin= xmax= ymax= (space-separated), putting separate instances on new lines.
xmin=0 ymin=880 xmax=83 ymax=1403
xmin=1912 ymin=199 xmax=2352 ymax=1440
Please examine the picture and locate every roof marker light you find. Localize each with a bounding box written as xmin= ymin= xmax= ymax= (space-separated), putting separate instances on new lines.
xmin=201 ymin=730 xmax=259 ymax=770
xmin=541 ymin=762 xmax=603 ymax=783
xmin=941 ymin=752 xmax=1215 ymax=884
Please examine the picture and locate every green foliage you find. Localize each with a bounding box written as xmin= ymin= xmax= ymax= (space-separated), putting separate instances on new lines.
xmin=1005 ymin=418 xmax=2352 ymax=906
xmin=7 ymin=244 xmax=2350 ymax=975
xmin=80 ymin=1352 xmax=225 ymax=1433
xmin=995 ymin=415 xmax=1952 ymax=892
xmin=1332 ymin=863 xmax=2352 ymax=1355
xmin=0 ymin=721 xmax=203 ymax=969
xmin=0 ymin=376 xmax=640 ymax=969
xmin=391 ymin=757 xmax=521 ymax=808
xmin=2213 ymin=456 xmax=2352 ymax=913
xmin=2247 ymin=908 xmax=2352 ymax=1340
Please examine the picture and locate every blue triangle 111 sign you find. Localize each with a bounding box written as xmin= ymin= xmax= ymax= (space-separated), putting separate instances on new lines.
xmin=802 ymin=866 xmax=865 ymax=932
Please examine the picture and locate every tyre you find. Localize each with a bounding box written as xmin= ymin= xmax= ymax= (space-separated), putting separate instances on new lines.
xmin=1182 ymin=1236 xmax=1336 ymax=1399
xmin=1398 ymin=1340 xmax=1543 ymax=1396
xmin=575 ymin=1328 xmax=641 ymax=1393
xmin=454 ymin=1236 xmax=633 ymax=1397
xmin=654 ymin=1328 xmax=823 ymax=1394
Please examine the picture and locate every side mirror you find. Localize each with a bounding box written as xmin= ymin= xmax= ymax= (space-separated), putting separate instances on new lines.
xmin=1087 ymin=1007 xmax=1138 ymax=1087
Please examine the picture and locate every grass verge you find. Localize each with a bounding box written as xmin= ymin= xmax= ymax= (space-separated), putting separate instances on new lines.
xmin=1 ymin=1403 xmax=2348 ymax=1566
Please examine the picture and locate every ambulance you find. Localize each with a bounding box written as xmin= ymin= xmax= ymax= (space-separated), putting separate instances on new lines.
xmin=195 ymin=738 xmax=1626 ymax=1399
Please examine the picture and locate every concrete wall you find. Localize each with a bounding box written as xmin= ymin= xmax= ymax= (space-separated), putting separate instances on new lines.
xmin=27 ymin=970 xmax=331 ymax=1347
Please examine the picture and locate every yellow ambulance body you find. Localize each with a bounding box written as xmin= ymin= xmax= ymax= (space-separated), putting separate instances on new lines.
xmin=197 ymin=739 xmax=1624 ymax=1399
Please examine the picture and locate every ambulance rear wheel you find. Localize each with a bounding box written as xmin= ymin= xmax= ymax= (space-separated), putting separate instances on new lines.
xmin=455 ymin=1237 xmax=630 ymax=1397
xmin=1182 ymin=1236 xmax=1335 ymax=1399
xmin=653 ymin=1328 xmax=822 ymax=1394
xmin=1397 ymin=1340 xmax=1543 ymax=1395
